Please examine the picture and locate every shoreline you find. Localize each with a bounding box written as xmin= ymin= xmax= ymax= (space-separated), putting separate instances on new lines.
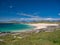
xmin=0 ymin=23 xmax=59 ymax=32
xmin=0 ymin=23 xmax=59 ymax=36
xmin=10 ymin=23 xmax=59 ymax=32
xmin=0 ymin=23 xmax=59 ymax=33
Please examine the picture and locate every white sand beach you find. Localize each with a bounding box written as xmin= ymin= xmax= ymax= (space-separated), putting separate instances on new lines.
xmin=28 ymin=23 xmax=59 ymax=30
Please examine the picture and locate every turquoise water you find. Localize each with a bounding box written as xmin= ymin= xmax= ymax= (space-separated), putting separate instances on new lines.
xmin=0 ymin=23 xmax=33 ymax=32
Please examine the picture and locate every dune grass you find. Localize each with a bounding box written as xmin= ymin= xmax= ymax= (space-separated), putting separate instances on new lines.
xmin=0 ymin=28 xmax=60 ymax=45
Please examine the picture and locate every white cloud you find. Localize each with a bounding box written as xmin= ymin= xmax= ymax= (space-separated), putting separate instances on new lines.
xmin=16 ymin=12 xmax=60 ymax=21
xmin=58 ymin=13 xmax=60 ymax=16
xmin=17 ymin=12 xmax=40 ymax=18
xmin=18 ymin=18 xmax=60 ymax=21
xmin=43 ymin=18 xmax=60 ymax=20
xmin=19 ymin=18 xmax=40 ymax=21
xmin=1 ymin=18 xmax=59 ymax=22
xmin=44 ymin=18 xmax=53 ymax=20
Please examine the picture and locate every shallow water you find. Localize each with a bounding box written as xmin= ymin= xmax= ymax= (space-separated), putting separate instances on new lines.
xmin=0 ymin=23 xmax=33 ymax=32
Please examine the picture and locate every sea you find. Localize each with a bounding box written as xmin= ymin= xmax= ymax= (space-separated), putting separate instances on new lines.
xmin=0 ymin=23 xmax=33 ymax=32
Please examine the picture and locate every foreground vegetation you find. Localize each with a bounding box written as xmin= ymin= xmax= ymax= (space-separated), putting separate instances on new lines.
xmin=0 ymin=28 xmax=60 ymax=45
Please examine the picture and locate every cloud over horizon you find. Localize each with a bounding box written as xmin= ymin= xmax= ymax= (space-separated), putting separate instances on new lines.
xmin=17 ymin=12 xmax=40 ymax=18
xmin=0 ymin=12 xmax=60 ymax=22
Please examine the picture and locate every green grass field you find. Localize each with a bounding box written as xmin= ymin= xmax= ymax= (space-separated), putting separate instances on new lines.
xmin=0 ymin=28 xmax=60 ymax=45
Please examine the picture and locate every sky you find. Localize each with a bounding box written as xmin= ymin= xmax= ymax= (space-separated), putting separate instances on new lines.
xmin=0 ymin=0 xmax=60 ymax=21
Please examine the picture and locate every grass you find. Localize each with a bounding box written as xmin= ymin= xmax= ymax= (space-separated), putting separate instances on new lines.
xmin=0 ymin=28 xmax=60 ymax=45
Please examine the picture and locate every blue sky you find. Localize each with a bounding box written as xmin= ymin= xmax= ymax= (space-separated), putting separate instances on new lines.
xmin=0 ymin=0 xmax=60 ymax=21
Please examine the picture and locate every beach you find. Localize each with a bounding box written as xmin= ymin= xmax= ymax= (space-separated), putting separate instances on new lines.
xmin=0 ymin=23 xmax=59 ymax=37
xmin=8 ymin=23 xmax=59 ymax=32
xmin=0 ymin=23 xmax=59 ymax=35
xmin=28 ymin=23 xmax=59 ymax=30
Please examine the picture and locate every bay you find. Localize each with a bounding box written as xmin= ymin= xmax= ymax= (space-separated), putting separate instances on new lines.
xmin=0 ymin=23 xmax=33 ymax=32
